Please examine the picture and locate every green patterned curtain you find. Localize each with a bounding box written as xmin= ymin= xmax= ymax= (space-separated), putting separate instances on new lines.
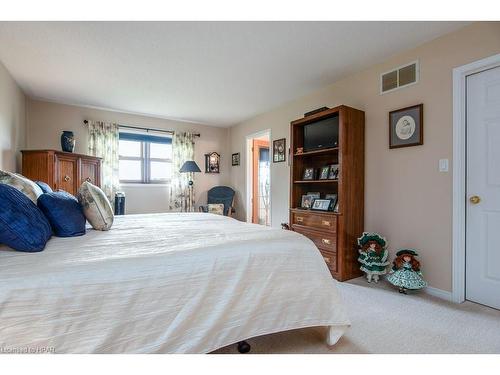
xmin=86 ymin=120 xmax=120 ymax=203
xmin=169 ymin=132 xmax=195 ymax=212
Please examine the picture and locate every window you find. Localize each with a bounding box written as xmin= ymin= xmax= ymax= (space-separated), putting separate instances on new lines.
xmin=119 ymin=131 xmax=172 ymax=183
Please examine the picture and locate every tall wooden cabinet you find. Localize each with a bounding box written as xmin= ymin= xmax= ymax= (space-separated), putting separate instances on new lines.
xmin=289 ymin=105 xmax=364 ymax=281
xmin=21 ymin=150 xmax=101 ymax=196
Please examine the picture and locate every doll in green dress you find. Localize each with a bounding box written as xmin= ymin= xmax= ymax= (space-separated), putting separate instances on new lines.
xmin=357 ymin=232 xmax=390 ymax=283
xmin=387 ymin=249 xmax=427 ymax=294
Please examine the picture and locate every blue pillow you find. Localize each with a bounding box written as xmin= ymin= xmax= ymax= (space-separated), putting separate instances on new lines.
xmin=0 ymin=184 xmax=52 ymax=252
xmin=37 ymin=191 xmax=86 ymax=237
xmin=35 ymin=181 xmax=53 ymax=193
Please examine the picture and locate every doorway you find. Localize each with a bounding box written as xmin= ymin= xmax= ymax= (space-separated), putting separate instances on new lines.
xmin=465 ymin=65 xmax=500 ymax=309
xmin=246 ymin=131 xmax=271 ymax=226
xmin=453 ymin=53 xmax=500 ymax=309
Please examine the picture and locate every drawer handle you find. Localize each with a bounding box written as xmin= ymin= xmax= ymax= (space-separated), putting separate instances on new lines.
xmin=322 ymin=238 xmax=331 ymax=245
xmin=322 ymin=220 xmax=331 ymax=226
xmin=296 ymin=216 xmax=304 ymax=223
xmin=323 ymin=257 xmax=331 ymax=264
xmin=64 ymin=175 xmax=71 ymax=182
xmin=85 ymin=177 xmax=92 ymax=182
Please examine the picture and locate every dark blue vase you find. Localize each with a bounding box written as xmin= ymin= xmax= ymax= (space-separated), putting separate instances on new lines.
xmin=61 ymin=131 xmax=75 ymax=153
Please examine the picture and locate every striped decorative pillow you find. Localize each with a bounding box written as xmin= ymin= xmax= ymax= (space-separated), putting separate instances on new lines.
xmin=0 ymin=170 xmax=43 ymax=204
xmin=77 ymin=181 xmax=114 ymax=231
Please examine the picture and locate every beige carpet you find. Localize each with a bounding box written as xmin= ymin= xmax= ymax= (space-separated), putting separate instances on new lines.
xmin=212 ymin=277 xmax=500 ymax=354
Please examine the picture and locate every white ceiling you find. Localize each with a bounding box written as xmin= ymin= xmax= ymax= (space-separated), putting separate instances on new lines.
xmin=0 ymin=22 xmax=468 ymax=127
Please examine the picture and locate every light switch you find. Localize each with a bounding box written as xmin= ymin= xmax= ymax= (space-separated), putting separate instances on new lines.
xmin=439 ymin=159 xmax=449 ymax=172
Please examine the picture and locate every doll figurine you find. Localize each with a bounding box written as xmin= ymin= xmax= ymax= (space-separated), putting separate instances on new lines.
xmin=357 ymin=232 xmax=390 ymax=283
xmin=387 ymin=249 xmax=427 ymax=294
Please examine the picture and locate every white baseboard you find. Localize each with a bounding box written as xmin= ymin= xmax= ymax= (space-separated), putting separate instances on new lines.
xmin=424 ymin=286 xmax=453 ymax=302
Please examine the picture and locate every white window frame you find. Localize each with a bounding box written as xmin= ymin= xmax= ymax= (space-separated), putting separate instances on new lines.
xmin=119 ymin=131 xmax=172 ymax=185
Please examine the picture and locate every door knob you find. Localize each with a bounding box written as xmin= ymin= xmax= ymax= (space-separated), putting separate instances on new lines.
xmin=470 ymin=195 xmax=481 ymax=204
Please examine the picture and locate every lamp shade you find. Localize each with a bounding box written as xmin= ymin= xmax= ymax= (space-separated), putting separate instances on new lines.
xmin=179 ymin=160 xmax=201 ymax=173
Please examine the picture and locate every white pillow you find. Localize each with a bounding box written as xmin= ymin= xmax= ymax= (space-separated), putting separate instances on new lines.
xmin=77 ymin=181 xmax=114 ymax=231
xmin=0 ymin=170 xmax=43 ymax=204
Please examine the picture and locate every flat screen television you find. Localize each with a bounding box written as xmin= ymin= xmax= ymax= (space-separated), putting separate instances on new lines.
xmin=303 ymin=115 xmax=339 ymax=151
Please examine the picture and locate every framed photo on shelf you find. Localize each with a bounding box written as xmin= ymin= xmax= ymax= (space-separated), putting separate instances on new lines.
xmin=231 ymin=153 xmax=240 ymax=166
xmin=273 ymin=138 xmax=286 ymax=162
xmin=389 ymin=103 xmax=423 ymax=149
xmin=333 ymin=201 xmax=339 ymax=213
xmin=328 ymin=164 xmax=339 ymax=179
xmin=307 ymin=192 xmax=320 ymax=199
xmin=301 ymin=194 xmax=315 ymax=209
xmin=311 ymin=198 xmax=333 ymax=211
xmin=325 ymin=193 xmax=338 ymax=208
xmin=302 ymin=167 xmax=315 ymax=180
xmin=319 ymin=166 xmax=330 ymax=180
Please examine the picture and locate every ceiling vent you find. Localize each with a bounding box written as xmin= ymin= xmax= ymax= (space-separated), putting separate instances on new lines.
xmin=380 ymin=61 xmax=419 ymax=94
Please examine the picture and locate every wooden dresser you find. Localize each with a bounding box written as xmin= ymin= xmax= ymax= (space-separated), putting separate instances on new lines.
xmin=21 ymin=150 xmax=101 ymax=196
xmin=289 ymin=105 xmax=364 ymax=281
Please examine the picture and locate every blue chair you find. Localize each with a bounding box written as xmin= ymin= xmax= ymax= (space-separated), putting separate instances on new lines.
xmin=199 ymin=186 xmax=235 ymax=217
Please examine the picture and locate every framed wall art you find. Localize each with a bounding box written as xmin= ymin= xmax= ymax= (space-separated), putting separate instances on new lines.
xmin=273 ymin=138 xmax=286 ymax=162
xmin=389 ymin=103 xmax=423 ymax=149
xmin=231 ymin=153 xmax=240 ymax=166
xmin=205 ymin=152 xmax=220 ymax=173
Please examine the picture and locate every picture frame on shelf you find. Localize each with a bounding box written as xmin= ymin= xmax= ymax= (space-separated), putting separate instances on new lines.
xmin=307 ymin=192 xmax=320 ymax=199
xmin=319 ymin=166 xmax=330 ymax=180
xmin=231 ymin=153 xmax=240 ymax=166
xmin=328 ymin=164 xmax=339 ymax=179
xmin=325 ymin=194 xmax=338 ymax=209
xmin=311 ymin=198 xmax=333 ymax=211
xmin=389 ymin=103 xmax=423 ymax=149
xmin=333 ymin=201 xmax=339 ymax=213
xmin=301 ymin=194 xmax=315 ymax=209
xmin=302 ymin=167 xmax=315 ymax=180
xmin=273 ymin=138 xmax=286 ymax=162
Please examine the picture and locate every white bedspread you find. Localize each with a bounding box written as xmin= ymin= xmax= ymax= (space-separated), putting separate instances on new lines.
xmin=0 ymin=213 xmax=349 ymax=353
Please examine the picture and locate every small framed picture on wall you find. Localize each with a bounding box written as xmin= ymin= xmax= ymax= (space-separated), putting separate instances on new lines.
xmin=232 ymin=153 xmax=240 ymax=166
xmin=389 ymin=104 xmax=423 ymax=149
xmin=273 ymin=138 xmax=286 ymax=163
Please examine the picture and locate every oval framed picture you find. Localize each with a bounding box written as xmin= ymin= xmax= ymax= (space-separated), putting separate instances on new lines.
xmin=389 ymin=104 xmax=423 ymax=149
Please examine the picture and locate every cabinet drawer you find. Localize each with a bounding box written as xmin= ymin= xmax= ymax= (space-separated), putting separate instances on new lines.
xmin=318 ymin=248 xmax=338 ymax=273
xmin=291 ymin=211 xmax=337 ymax=232
xmin=292 ymin=226 xmax=337 ymax=252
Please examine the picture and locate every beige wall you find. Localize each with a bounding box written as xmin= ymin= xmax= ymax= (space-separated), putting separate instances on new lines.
xmin=0 ymin=61 xmax=26 ymax=172
xmin=26 ymin=98 xmax=230 ymax=213
xmin=228 ymin=22 xmax=500 ymax=292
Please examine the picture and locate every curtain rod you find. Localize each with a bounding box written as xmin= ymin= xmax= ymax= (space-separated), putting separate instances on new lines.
xmin=83 ymin=120 xmax=200 ymax=137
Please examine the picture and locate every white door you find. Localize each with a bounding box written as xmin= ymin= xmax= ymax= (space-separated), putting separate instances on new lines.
xmin=466 ymin=65 xmax=500 ymax=309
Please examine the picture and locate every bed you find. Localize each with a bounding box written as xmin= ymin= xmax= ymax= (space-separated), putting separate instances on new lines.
xmin=0 ymin=213 xmax=350 ymax=353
